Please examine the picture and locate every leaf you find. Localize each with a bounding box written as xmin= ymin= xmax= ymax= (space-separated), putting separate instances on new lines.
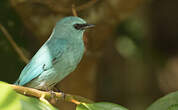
xmin=0 ymin=81 xmax=57 ymax=110
xmin=146 ymin=91 xmax=178 ymax=110
xmin=167 ymin=104 xmax=178 ymax=110
xmin=76 ymin=102 xmax=128 ymax=110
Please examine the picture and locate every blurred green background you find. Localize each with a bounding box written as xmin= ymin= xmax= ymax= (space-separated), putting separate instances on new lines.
xmin=1 ymin=0 xmax=178 ymax=110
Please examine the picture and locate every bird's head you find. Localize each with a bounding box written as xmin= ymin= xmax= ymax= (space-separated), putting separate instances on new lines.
xmin=53 ymin=16 xmax=94 ymax=40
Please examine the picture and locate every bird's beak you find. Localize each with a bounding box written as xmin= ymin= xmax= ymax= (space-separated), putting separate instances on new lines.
xmin=82 ymin=24 xmax=95 ymax=29
xmin=80 ymin=23 xmax=95 ymax=30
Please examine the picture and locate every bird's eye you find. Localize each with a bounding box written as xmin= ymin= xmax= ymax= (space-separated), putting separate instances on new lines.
xmin=73 ymin=23 xmax=94 ymax=30
xmin=74 ymin=24 xmax=81 ymax=30
xmin=74 ymin=24 xmax=85 ymax=30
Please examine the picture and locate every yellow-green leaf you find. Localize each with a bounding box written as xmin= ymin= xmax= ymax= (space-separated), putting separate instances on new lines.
xmin=147 ymin=91 xmax=178 ymax=110
xmin=0 ymin=81 xmax=57 ymax=110
xmin=76 ymin=102 xmax=128 ymax=110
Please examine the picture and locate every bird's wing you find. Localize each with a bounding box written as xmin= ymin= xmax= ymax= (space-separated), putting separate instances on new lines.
xmin=16 ymin=39 xmax=68 ymax=86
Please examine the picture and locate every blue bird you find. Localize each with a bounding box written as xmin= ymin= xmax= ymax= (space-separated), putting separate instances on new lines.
xmin=15 ymin=16 xmax=94 ymax=90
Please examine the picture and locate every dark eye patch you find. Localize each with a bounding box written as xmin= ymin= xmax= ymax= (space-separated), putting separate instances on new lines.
xmin=73 ymin=24 xmax=87 ymax=30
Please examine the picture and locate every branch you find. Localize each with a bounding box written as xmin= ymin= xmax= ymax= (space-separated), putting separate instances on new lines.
xmin=76 ymin=0 xmax=98 ymax=12
xmin=72 ymin=4 xmax=78 ymax=17
xmin=10 ymin=84 xmax=93 ymax=105
xmin=0 ymin=24 xmax=29 ymax=63
xmin=11 ymin=0 xmax=98 ymax=14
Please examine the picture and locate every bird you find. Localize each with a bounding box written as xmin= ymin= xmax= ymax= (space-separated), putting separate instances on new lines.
xmin=14 ymin=16 xmax=94 ymax=91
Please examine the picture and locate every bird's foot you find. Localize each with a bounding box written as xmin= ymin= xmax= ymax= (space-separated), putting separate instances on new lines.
xmin=52 ymin=87 xmax=65 ymax=100
xmin=49 ymin=90 xmax=66 ymax=104
xmin=40 ymin=94 xmax=50 ymax=104
xmin=50 ymin=89 xmax=65 ymax=102
xmin=49 ymin=90 xmax=58 ymax=104
xmin=53 ymin=86 xmax=62 ymax=92
xmin=59 ymin=91 xmax=65 ymax=100
xmin=50 ymin=90 xmax=56 ymax=99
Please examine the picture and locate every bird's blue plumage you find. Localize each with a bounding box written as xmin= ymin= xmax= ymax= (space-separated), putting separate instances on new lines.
xmin=17 ymin=39 xmax=68 ymax=86
xmin=15 ymin=16 xmax=93 ymax=90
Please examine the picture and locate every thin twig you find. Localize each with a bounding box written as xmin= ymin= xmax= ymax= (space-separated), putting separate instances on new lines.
xmin=76 ymin=0 xmax=97 ymax=11
xmin=0 ymin=24 xmax=29 ymax=63
xmin=72 ymin=4 xmax=78 ymax=17
xmin=12 ymin=0 xmax=98 ymax=14
xmin=9 ymin=84 xmax=93 ymax=105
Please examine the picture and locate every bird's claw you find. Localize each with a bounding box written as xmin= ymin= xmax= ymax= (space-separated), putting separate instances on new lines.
xmin=60 ymin=92 xmax=65 ymax=100
xmin=49 ymin=90 xmax=59 ymax=104
xmin=50 ymin=90 xmax=65 ymax=101
xmin=50 ymin=90 xmax=56 ymax=99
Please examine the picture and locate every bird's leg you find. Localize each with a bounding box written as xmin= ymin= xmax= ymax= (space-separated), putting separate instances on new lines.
xmin=46 ymin=84 xmax=58 ymax=101
xmin=53 ymin=86 xmax=65 ymax=100
xmin=52 ymin=86 xmax=65 ymax=101
xmin=49 ymin=90 xmax=56 ymax=99
xmin=49 ymin=90 xmax=58 ymax=104
xmin=53 ymin=86 xmax=62 ymax=92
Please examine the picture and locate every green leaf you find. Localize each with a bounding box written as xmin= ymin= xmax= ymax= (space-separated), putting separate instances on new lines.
xmin=167 ymin=104 xmax=178 ymax=110
xmin=0 ymin=81 xmax=57 ymax=110
xmin=76 ymin=102 xmax=128 ymax=110
xmin=146 ymin=91 xmax=178 ymax=110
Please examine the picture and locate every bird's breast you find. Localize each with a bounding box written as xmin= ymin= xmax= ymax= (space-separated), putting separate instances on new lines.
xmin=54 ymin=42 xmax=85 ymax=72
